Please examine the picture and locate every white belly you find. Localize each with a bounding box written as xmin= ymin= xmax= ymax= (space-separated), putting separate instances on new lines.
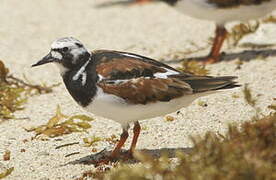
xmin=84 ymin=87 xmax=214 ymax=127
xmin=175 ymin=0 xmax=276 ymax=25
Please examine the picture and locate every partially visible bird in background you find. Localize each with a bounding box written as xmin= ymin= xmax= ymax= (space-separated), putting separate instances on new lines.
xmin=131 ymin=0 xmax=276 ymax=63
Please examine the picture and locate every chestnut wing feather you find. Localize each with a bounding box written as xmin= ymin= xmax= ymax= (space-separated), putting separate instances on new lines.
xmin=98 ymin=77 xmax=192 ymax=104
xmin=93 ymin=50 xmax=182 ymax=80
xmin=92 ymin=50 xmax=239 ymax=104
xmin=93 ymin=50 xmax=192 ymax=104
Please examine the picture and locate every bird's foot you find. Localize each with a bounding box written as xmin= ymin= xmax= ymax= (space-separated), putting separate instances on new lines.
xmin=197 ymin=55 xmax=220 ymax=65
xmin=94 ymin=151 xmax=135 ymax=166
xmin=80 ymin=149 xmax=118 ymax=167
xmin=90 ymin=155 xmax=119 ymax=167
xmin=122 ymin=150 xmax=134 ymax=160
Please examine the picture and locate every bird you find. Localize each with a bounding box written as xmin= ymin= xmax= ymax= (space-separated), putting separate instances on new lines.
xmin=132 ymin=0 xmax=276 ymax=63
xmin=32 ymin=37 xmax=239 ymax=164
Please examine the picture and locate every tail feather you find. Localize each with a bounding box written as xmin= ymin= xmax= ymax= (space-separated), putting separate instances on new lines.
xmin=179 ymin=76 xmax=240 ymax=92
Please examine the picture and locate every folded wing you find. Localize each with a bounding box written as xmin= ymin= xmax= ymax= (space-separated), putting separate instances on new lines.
xmin=93 ymin=50 xmax=239 ymax=104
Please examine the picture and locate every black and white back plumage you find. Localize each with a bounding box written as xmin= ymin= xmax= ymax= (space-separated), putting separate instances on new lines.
xmin=32 ymin=37 xmax=239 ymax=128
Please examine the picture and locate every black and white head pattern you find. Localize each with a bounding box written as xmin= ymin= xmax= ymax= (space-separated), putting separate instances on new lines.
xmin=50 ymin=37 xmax=91 ymax=69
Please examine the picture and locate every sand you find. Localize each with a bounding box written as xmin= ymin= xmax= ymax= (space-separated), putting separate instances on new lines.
xmin=0 ymin=0 xmax=275 ymax=179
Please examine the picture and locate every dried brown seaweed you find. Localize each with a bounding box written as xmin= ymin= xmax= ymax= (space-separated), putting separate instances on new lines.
xmin=98 ymin=110 xmax=276 ymax=180
xmin=25 ymin=105 xmax=93 ymax=138
xmin=0 ymin=167 xmax=14 ymax=179
xmin=3 ymin=150 xmax=11 ymax=161
xmin=263 ymin=15 xmax=276 ymax=23
xmin=79 ymin=91 xmax=276 ymax=179
xmin=0 ymin=60 xmax=57 ymax=120
xmin=83 ymin=136 xmax=102 ymax=147
xmin=177 ymin=60 xmax=209 ymax=76
xmin=229 ymin=22 xmax=260 ymax=46
xmin=165 ymin=115 xmax=175 ymax=122
xmin=243 ymin=84 xmax=256 ymax=107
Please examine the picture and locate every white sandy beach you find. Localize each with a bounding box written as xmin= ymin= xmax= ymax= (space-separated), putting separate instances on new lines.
xmin=0 ymin=0 xmax=276 ymax=179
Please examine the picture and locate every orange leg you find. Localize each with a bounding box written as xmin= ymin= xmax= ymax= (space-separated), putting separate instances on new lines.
xmin=93 ymin=123 xmax=142 ymax=165
xmin=204 ymin=25 xmax=228 ymax=64
xmin=129 ymin=121 xmax=141 ymax=154
xmin=92 ymin=129 xmax=129 ymax=166
xmin=110 ymin=129 xmax=129 ymax=159
xmin=205 ymin=26 xmax=227 ymax=64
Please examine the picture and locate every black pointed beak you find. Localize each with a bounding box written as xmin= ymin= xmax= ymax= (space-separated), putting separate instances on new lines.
xmin=32 ymin=52 xmax=55 ymax=67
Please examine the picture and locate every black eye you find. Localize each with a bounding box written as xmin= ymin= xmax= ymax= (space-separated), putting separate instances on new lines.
xmin=75 ymin=43 xmax=83 ymax=48
xmin=62 ymin=47 xmax=69 ymax=52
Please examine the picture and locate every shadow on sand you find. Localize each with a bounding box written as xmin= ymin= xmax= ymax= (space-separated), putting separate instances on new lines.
xmin=163 ymin=49 xmax=276 ymax=64
xmin=95 ymin=0 xmax=135 ymax=8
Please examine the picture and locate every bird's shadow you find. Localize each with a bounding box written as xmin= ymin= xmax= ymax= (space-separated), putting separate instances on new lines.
xmin=163 ymin=49 xmax=276 ymax=64
xmin=95 ymin=0 xmax=134 ymax=8
xmin=94 ymin=0 xmax=160 ymax=8
xmin=67 ymin=147 xmax=192 ymax=166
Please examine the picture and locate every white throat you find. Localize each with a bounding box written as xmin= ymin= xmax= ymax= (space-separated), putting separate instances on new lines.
xmin=54 ymin=63 xmax=69 ymax=76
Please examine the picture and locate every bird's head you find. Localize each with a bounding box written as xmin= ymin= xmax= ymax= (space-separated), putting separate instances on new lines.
xmin=32 ymin=37 xmax=91 ymax=74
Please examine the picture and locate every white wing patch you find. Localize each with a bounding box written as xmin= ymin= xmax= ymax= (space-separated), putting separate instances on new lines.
xmin=98 ymin=75 xmax=104 ymax=82
xmin=154 ymin=68 xmax=179 ymax=79
xmin=120 ymin=52 xmax=143 ymax=59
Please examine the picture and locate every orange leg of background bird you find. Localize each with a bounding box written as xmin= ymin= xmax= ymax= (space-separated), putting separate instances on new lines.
xmin=205 ymin=25 xmax=228 ymax=64
xmin=110 ymin=130 xmax=129 ymax=159
xmin=129 ymin=121 xmax=141 ymax=154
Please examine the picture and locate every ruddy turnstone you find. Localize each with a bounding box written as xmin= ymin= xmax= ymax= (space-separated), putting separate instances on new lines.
xmin=32 ymin=37 xmax=239 ymax=163
xmin=134 ymin=0 xmax=276 ymax=63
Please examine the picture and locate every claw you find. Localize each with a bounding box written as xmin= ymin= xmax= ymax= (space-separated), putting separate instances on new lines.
xmin=91 ymin=156 xmax=119 ymax=167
